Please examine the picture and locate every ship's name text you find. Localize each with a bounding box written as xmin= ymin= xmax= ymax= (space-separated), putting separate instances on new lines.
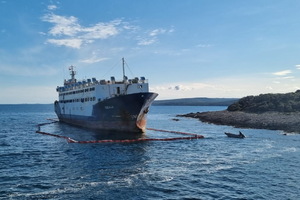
xmin=105 ymin=106 xmax=114 ymax=109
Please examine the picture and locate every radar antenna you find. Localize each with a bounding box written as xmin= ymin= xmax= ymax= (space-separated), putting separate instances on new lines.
xmin=69 ymin=65 xmax=76 ymax=83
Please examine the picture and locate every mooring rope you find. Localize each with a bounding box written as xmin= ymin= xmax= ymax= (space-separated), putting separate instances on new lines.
xmin=36 ymin=120 xmax=204 ymax=143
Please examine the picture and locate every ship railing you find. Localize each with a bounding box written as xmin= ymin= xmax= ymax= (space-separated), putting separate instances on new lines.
xmin=58 ymin=77 xmax=148 ymax=92
xmin=98 ymin=78 xmax=148 ymax=85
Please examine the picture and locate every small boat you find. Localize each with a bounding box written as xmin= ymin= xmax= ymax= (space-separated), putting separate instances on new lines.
xmin=224 ymin=131 xmax=245 ymax=138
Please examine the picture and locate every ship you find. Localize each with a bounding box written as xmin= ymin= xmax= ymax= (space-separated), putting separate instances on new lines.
xmin=54 ymin=58 xmax=158 ymax=133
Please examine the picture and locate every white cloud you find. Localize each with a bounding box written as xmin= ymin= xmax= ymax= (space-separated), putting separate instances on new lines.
xmin=42 ymin=14 xmax=81 ymax=36
xmin=81 ymin=20 xmax=121 ymax=39
xmin=151 ymin=75 xmax=300 ymax=100
xmin=47 ymin=5 xmax=58 ymax=10
xmin=281 ymin=76 xmax=294 ymax=79
xmin=137 ymin=38 xmax=156 ymax=46
xmin=79 ymin=57 xmax=108 ymax=64
xmin=42 ymin=9 xmax=174 ymax=49
xmin=137 ymin=27 xmax=174 ymax=46
xmin=272 ymin=70 xmax=292 ymax=76
xmin=168 ymin=84 xmax=196 ymax=91
xmin=42 ymin=13 xmax=122 ymax=48
xmin=197 ymin=44 xmax=213 ymax=48
xmin=295 ymin=65 xmax=300 ymax=69
xmin=151 ymin=82 xmax=218 ymax=99
xmin=149 ymin=28 xmax=167 ymax=36
xmin=46 ymin=38 xmax=83 ymax=49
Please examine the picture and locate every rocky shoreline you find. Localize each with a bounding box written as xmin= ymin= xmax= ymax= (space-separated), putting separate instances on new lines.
xmin=178 ymin=110 xmax=300 ymax=133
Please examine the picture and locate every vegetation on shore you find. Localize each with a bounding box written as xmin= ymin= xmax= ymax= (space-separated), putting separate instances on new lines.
xmin=227 ymin=90 xmax=300 ymax=113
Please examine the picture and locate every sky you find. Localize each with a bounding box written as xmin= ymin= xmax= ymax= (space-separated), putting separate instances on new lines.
xmin=1 ymin=0 xmax=300 ymax=103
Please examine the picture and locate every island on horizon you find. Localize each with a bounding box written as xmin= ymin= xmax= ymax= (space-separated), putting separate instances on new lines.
xmin=153 ymin=97 xmax=238 ymax=106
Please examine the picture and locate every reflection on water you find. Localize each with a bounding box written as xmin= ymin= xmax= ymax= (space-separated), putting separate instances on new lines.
xmin=42 ymin=121 xmax=146 ymax=141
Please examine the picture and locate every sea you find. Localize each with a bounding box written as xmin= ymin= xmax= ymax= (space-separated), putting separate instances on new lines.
xmin=1 ymin=104 xmax=300 ymax=200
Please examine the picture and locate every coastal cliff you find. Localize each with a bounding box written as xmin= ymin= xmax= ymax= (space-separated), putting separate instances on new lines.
xmin=178 ymin=91 xmax=300 ymax=133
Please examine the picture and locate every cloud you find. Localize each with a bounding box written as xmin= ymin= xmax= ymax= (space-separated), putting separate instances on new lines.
xmin=151 ymin=74 xmax=300 ymax=100
xmin=151 ymin=82 xmax=224 ymax=99
xmin=81 ymin=20 xmax=122 ymax=40
xmin=42 ymin=13 xmax=122 ymax=48
xmin=153 ymin=82 xmax=214 ymax=93
xmin=47 ymin=5 xmax=58 ymax=10
xmin=137 ymin=38 xmax=156 ymax=46
xmin=272 ymin=70 xmax=292 ymax=76
xmin=42 ymin=5 xmax=174 ymax=49
xmin=79 ymin=57 xmax=109 ymax=64
xmin=46 ymin=38 xmax=83 ymax=49
xmin=197 ymin=44 xmax=213 ymax=48
xmin=281 ymin=76 xmax=294 ymax=79
xmin=149 ymin=28 xmax=168 ymax=36
xmin=295 ymin=65 xmax=300 ymax=69
xmin=174 ymin=85 xmax=180 ymax=90
xmin=42 ymin=14 xmax=81 ymax=36
xmin=137 ymin=27 xmax=174 ymax=46
xmin=168 ymin=84 xmax=195 ymax=91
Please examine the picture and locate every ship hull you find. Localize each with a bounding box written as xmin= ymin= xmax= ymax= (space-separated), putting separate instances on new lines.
xmin=54 ymin=92 xmax=158 ymax=133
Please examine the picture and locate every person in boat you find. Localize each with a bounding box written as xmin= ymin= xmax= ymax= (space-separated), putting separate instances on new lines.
xmin=239 ymin=131 xmax=245 ymax=138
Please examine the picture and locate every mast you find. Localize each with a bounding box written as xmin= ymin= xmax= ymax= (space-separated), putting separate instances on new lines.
xmin=122 ymin=57 xmax=126 ymax=81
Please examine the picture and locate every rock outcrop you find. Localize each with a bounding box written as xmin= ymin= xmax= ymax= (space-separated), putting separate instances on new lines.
xmin=178 ymin=110 xmax=300 ymax=133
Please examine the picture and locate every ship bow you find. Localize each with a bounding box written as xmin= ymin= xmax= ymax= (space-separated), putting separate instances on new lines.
xmin=136 ymin=92 xmax=158 ymax=132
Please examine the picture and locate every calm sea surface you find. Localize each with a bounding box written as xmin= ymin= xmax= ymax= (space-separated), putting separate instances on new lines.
xmin=1 ymin=104 xmax=299 ymax=200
